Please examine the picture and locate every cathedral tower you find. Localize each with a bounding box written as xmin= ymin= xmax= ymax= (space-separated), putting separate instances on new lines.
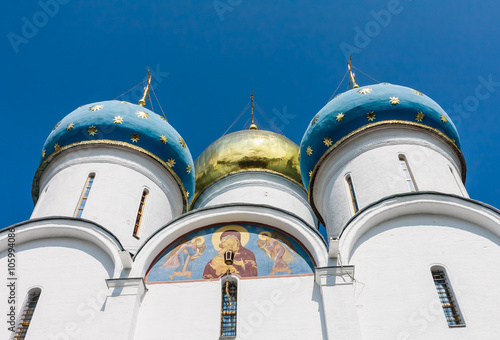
xmin=31 ymin=100 xmax=195 ymax=252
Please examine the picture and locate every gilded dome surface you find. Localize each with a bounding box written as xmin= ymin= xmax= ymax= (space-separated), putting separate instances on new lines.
xmin=194 ymin=129 xmax=302 ymax=202
xmin=34 ymin=100 xmax=195 ymax=205
xmin=300 ymin=83 xmax=461 ymax=190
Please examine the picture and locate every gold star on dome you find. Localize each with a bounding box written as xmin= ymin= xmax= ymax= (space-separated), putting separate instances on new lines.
xmin=336 ymin=112 xmax=345 ymax=122
xmin=88 ymin=126 xmax=98 ymax=136
xmin=412 ymin=89 xmax=423 ymax=96
xmin=159 ymin=115 xmax=168 ymax=122
xmin=167 ymin=158 xmax=176 ymax=167
xmin=416 ymin=112 xmax=425 ymax=122
xmin=113 ymin=116 xmax=124 ymax=124
xmin=130 ymin=133 xmax=140 ymax=142
xmin=53 ymin=121 xmax=61 ymax=130
xmin=179 ymin=137 xmax=186 ymax=148
xmin=42 ymin=150 xmax=46 ymax=158
xmin=306 ymin=146 xmax=313 ymax=156
xmin=440 ymin=115 xmax=447 ymax=123
xmin=66 ymin=123 xmax=74 ymax=131
xmin=136 ymin=110 xmax=149 ymax=119
xmin=309 ymin=170 xmax=313 ymax=177
xmin=358 ymin=88 xmax=372 ymax=94
xmin=186 ymin=165 xmax=191 ymax=174
xmin=160 ymin=135 xmax=168 ymax=144
xmin=311 ymin=115 xmax=319 ymax=126
xmin=186 ymin=191 xmax=190 ymax=197
xmin=389 ymin=97 xmax=400 ymax=105
xmin=54 ymin=143 xmax=61 ymax=152
xmin=89 ymin=105 xmax=103 ymax=112
xmin=367 ymin=111 xmax=376 ymax=121
xmin=323 ymin=137 xmax=333 ymax=147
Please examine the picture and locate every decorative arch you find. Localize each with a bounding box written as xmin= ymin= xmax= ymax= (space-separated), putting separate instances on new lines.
xmin=146 ymin=222 xmax=315 ymax=283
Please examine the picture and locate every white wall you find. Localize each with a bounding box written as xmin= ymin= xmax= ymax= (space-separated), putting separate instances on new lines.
xmin=32 ymin=145 xmax=185 ymax=252
xmin=313 ymin=126 xmax=466 ymax=237
xmin=0 ymin=237 xmax=114 ymax=340
xmin=134 ymin=275 xmax=325 ymax=340
xmin=347 ymin=214 xmax=500 ymax=339
xmin=193 ymin=172 xmax=317 ymax=228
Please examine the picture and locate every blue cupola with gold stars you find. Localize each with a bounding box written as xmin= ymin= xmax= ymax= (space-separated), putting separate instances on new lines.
xmin=34 ymin=100 xmax=195 ymax=206
xmin=300 ymin=83 xmax=461 ymax=191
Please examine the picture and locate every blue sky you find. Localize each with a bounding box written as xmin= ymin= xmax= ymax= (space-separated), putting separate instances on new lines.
xmin=2 ymin=1 xmax=500 ymax=228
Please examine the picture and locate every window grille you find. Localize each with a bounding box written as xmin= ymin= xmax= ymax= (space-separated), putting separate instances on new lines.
xmin=399 ymin=155 xmax=416 ymax=191
xmin=220 ymin=280 xmax=237 ymax=337
xmin=449 ymin=166 xmax=465 ymax=196
xmin=133 ymin=189 xmax=148 ymax=239
xmin=74 ymin=174 xmax=95 ymax=218
xmin=431 ymin=269 xmax=464 ymax=327
xmin=14 ymin=289 xmax=41 ymax=339
xmin=346 ymin=175 xmax=359 ymax=213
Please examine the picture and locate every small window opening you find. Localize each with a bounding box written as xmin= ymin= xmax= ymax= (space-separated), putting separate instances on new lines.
xmin=220 ymin=279 xmax=237 ymax=337
xmin=431 ymin=268 xmax=465 ymax=327
xmin=133 ymin=189 xmax=148 ymax=239
xmin=399 ymin=155 xmax=417 ymax=192
xmin=346 ymin=175 xmax=359 ymax=213
xmin=74 ymin=173 xmax=95 ymax=218
xmin=14 ymin=288 xmax=41 ymax=339
xmin=449 ymin=166 xmax=465 ymax=196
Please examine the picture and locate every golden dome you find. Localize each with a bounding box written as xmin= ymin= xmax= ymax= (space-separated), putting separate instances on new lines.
xmin=193 ymin=129 xmax=303 ymax=203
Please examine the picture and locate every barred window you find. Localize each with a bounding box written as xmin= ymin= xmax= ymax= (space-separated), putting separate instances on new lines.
xmin=431 ymin=268 xmax=465 ymax=327
xmin=449 ymin=165 xmax=465 ymax=196
xmin=14 ymin=288 xmax=41 ymax=339
xmin=399 ymin=155 xmax=417 ymax=192
xmin=220 ymin=280 xmax=237 ymax=337
xmin=74 ymin=173 xmax=95 ymax=218
xmin=346 ymin=175 xmax=359 ymax=213
xmin=133 ymin=189 xmax=149 ymax=239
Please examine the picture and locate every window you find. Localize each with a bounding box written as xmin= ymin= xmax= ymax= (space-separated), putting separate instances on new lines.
xmin=346 ymin=175 xmax=359 ymax=213
xmin=449 ymin=166 xmax=465 ymax=196
xmin=431 ymin=268 xmax=465 ymax=327
xmin=74 ymin=173 xmax=95 ymax=218
xmin=133 ymin=189 xmax=148 ymax=239
xmin=220 ymin=279 xmax=237 ymax=337
xmin=399 ymin=155 xmax=416 ymax=192
xmin=14 ymin=288 xmax=41 ymax=339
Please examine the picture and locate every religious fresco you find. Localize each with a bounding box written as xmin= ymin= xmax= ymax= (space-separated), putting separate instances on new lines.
xmin=146 ymin=224 xmax=314 ymax=283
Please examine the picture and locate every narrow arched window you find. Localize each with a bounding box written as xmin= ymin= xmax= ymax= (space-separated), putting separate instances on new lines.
xmin=220 ymin=279 xmax=237 ymax=337
xmin=449 ymin=166 xmax=465 ymax=196
xmin=346 ymin=175 xmax=359 ymax=213
xmin=133 ymin=189 xmax=149 ymax=239
xmin=74 ymin=173 xmax=95 ymax=218
xmin=14 ymin=288 xmax=41 ymax=339
xmin=431 ymin=267 xmax=465 ymax=327
xmin=399 ymin=155 xmax=417 ymax=192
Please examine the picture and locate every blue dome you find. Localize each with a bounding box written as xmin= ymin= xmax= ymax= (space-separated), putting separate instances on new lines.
xmin=300 ymin=83 xmax=461 ymax=190
xmin=34 ymin=100 xmax=195 ymax=205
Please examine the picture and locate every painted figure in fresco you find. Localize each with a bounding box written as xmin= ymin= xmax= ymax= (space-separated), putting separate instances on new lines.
xmin=202 ymin=229 xmax=257 ymax=279
xmin=257 ymin=231 xmax=298 ymax=275
xmin=160 ymin=236 xmax=206 ymax=280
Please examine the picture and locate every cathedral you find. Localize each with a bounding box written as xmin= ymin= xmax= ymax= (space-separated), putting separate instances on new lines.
xmin=2 ymin=69 xmax=500 ymax=339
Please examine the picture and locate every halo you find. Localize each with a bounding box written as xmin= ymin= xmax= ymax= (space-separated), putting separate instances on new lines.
xmin=258 ymin=231 xmax=272 ymax=241
xmin=212 ymin=225 xmax=249 ymax=251
xmin=192 ymin=236 xmax=205 ymax=245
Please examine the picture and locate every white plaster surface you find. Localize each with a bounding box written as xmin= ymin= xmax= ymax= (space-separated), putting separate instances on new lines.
xmin=32 ymin=145 xmax=184 ymax=252
xmin=313 ymin=126 xmax=467 ymax=237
